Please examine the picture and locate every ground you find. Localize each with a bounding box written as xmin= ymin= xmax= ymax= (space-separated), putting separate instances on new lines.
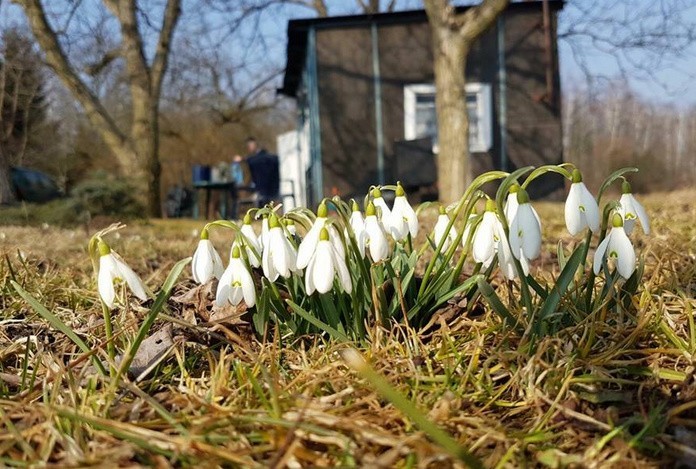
xmin=0 ymin=189 xmax=695 ymax=467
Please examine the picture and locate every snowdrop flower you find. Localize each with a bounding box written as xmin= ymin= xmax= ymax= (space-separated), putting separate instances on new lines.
xmin=296 ymin=202 xmax=345 ymax=269
xmin=593 ymin=213 xmax=636 ymax=278
xmin=509 ymin=188 xmax=542 ymax=274
xmin=262 ymin=215 xmax=298 ymax=281
xmin=191 ymin=229 xmax=224 ymax=284
xmin=461 ymin=209 xmax=477 ymax=249
xmin=216 ymin=246 xmax=256 ymax=308
xmin=564 ymin=169 xmax=600 ymax=236
xmin=471 ymin=200 xmax=516 ymax=279
xmin=503 ymin=183 xmax=520 ymax=223
xmin=432 ymin=205 xmax=457 ymax=253
xmin=371 ymin=187 xmax=392 ymax=220
xmin=258 ymin=215 xmax=270 ymax=250
xmin=389 ymin=182 xmax=419 ymax=240
xmin=284 ymin=219 xmax=297 ymax=237
xmin=364 ymin=201 xmax=390 ymax=262
xmin=97 ymin=241 xmax=148 ymax=308
xmin=305 ymin=228 xmax=352 ymax=295
xmin=241 ymin=214 xmax=262 ymax=268
xmin=618 ymin=181 xmax=650 ymax=235
xmin=349 ymin=200 xmax=367 ymax=257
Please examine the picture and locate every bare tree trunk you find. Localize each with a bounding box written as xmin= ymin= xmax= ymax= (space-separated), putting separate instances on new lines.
xmin=0 ymin=146 xmax=15 ymax=204
xmin=432 ymin=31 xmax=470 ymax=202
xmin=424 ymin=0 xmax=509 ymax=203
xmin=14 ymin=0 xmax=181 ymax=217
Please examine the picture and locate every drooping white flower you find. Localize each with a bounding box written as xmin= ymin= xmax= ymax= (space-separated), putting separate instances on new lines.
xmin=296 ymin=202 xmax=345 ymax=269
xmin=348 ymin=200 xmax=367 ymax=257
xmin=432 ymin=206 xmax=457 ymax=253
xmin=389 ymin=183 xmax=419 ymax=241
xmin=564 ymin=169 xmax=600 ymax=236
xmin=461 ymin=210 xmax=478 ymax=249
xmin=191 ymin=229 xmax=224 ymax=284
xmin=509 ymin=188 xmax=542 ymax=274
xmin=470 ymin=200 xmax=517 ymax=279
xmin=262 ymin=215 xmax=298 ymax=281
xmin=305 ymin=228 xmax=352 ymax=295
xmin=240 ymin=215 xmax=262 ymax=268
xmin=216 ymin=246 xmax=256 ymax=308
xmin=472 ymin=200 xmax=499 ymax=267
xmin=503 ymin=183 xmax=520 ymax=224
xmin=371 ymin=187 xmax=392 ymax=221
xmin=593 ymin=213 xmax=636 ymax=278
xmin=285 ymin=219 xmax=297 ymax=237
xmin=97 ymin=241 xmax=148 ymax=308
xmin=258 ymin=215 xmax=270 ymax=250
xmin=618 ymin=181 xmax=650 ymax=235
xmin=364 ymin=201 xmax=390 ymax=263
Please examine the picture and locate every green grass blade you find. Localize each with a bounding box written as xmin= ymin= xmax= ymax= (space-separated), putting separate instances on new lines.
xmin=537 ymin=243 xmax=585 ymax=335
xmin=11 ymin=280 xmax=107 ymax=376
xmin=286 ymin=300 xmax=350 ymax=341
xmin=115 ymin=257 xmax=191 ymax=382
xmin=476 ymin=278 xmax=521 ymax=331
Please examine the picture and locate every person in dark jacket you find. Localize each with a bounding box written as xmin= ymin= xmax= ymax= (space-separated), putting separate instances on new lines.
xmin=245 ymin=137 xmax=279 ymax=207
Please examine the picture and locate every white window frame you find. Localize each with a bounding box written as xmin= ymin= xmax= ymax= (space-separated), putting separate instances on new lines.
xmin=403 ymin=82 xmax=493 ymax=153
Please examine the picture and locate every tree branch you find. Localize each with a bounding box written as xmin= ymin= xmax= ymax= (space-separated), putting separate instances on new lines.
xmin=151 ymin=0 xmax=182 ymax=100
xmin=12 ymin=0 xmax=129 ymax=153
xmin=459 ymin=0 xmax=509 ymax=41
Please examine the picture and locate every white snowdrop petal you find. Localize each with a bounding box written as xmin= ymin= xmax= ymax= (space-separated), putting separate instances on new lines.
xmin=239 ymin=265 xmax=256 ymax=308
xmin=333 ymin=248 xmax=352 ymax=294
xmin=611 ymin=228 xmax=636 ymax=278
xmin=313 ymin=241 xmax=335 ymax=294
xmin=472 ymin=212 xmax=496 ymax=264
xmin=593 ymin=235 xmax=611 ymax=275
xmin=519 ymin=205 xmax=542 ymax=260
xmin=632 ymin=196 xmax=650 ymax=235
xmin=504 ymin=193 xmax=519 ymax=224
xmin=579 ymin=184 xmax=600 ymax=233
xmin=229 ymin=287 xmax=244 ymax=306
xmin=116 ymin=259 xmax=148 ymax=301
xmin=98 ymin=255 xmax=116 ymax=308
xmin=564 ymin=184 xmax=584 ymax=236
xmin=305 ymin=253 xmax=316 ymax=294
xmin=216 ymin=266 xmax=234 ymax=306
xmin=297 ymin=219 xmax=323 ymax=269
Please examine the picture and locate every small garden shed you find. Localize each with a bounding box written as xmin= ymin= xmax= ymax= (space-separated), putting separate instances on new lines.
xmin=278 ymin=0 xmax=565 ymax=206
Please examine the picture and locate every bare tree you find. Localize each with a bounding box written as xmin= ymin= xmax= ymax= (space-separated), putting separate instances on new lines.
xmin=11 ymin=0 xmax=182 ymax=216
xmin=423 ymin=0 xmax=508 ymax=203
xmin=0 ymin=28 xmax=46 ymax=204
xmin=560 ymin=0 xmax=696 ymax=94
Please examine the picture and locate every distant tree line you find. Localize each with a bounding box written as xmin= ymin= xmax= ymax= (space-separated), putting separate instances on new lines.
xmin=565 ymin=84 xmax=696 ymax=193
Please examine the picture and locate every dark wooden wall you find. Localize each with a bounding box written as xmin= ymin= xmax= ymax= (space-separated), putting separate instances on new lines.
xmin=314 ymin=6 xmax=563 ymax=200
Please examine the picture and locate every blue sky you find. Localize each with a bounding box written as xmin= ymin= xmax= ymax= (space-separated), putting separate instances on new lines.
xmin=2 ymin=0 xmax=695 ymax=107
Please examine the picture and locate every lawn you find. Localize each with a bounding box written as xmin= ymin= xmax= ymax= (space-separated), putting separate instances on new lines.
xmin=0 ymin=189 xmax=695 ymax=467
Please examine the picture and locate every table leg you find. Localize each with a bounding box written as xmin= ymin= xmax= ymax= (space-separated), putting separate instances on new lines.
xmin=221 ymin=190 xmax=228 ymax=219
xmin=205 ymin=189 xmax=211 ymax=219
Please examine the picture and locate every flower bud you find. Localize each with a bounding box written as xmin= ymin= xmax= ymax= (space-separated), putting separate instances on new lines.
xmin=317 ymin=201 xmax=328 ymax=218
xmin=571 ymin=169 xmax=583 ymax=183
xmin=612 ymin=212 xmax=624 ymax=228
xmin=516 ymin=187 xmax=530 ymax=204
xmin=485 ymin=199 xmax=496 ymax=212
xmin=98 ymin=240 xmax=111 ymax=256
xmin=622 ymin=180 xmax=632 ymax=194
xmin=366 ymin=201 xmax=376 ymax=217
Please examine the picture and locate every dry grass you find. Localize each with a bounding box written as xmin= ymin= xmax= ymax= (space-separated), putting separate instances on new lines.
xmin=0 ymin=190 xmax=695 ymax=467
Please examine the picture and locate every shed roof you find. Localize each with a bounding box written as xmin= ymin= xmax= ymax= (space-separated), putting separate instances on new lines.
xmin=279 ymin=0 xmax=564 ymax=97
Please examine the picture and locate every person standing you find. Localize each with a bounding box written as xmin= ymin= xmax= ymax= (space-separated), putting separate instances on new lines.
xmin=245 ymin=137 xmax=279 ymax=207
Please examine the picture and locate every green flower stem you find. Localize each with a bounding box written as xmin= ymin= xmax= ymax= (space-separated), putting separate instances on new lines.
xmin=101 ymin=301 xmax=116 ymax=376
xmin=419 ymin=171 xmax=508 ymax=297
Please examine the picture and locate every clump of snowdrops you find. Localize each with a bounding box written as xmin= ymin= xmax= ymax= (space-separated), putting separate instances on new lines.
xmin=88 ymin=164 xmax=648 ymax=348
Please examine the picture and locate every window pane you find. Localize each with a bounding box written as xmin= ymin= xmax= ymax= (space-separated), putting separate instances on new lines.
xmin=466 ymin=92 xmax=479 ymax=146
xmin=414 ymin=93 xmax=437 ymax=145
xmin=410 ymin=88 xmax=483 ymax=151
